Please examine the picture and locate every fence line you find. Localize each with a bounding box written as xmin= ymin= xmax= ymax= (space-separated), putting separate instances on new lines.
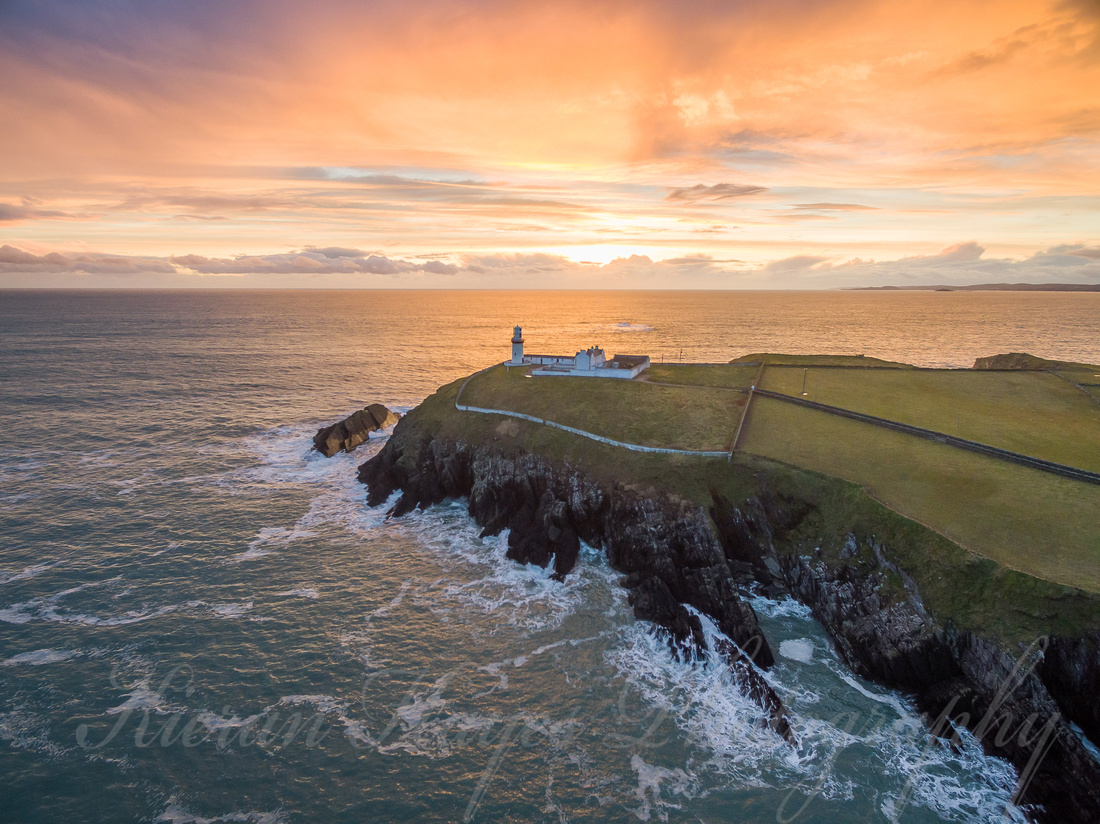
xmin=1044 ymin=368 xmax=1100 ymax=410
xmin=728 ymin=362 xmax=765 ymax=453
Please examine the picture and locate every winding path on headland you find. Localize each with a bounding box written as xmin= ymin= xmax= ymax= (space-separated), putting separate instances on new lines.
xmin=454 ymin=368 xmax=730 ymax=458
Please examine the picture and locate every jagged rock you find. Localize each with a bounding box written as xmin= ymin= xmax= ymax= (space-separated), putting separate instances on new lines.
xmin=713 ymin=637 xmax=794 ymax=743
xmin=357 ymin=431 xmax=783 ymax=725
xmin=313 ymin=404 xmax=401 ymax=457
xmin=709 ymin=491 xmax=1100 ymax=824
xmin=780 ymin=552 xmax=956 ymax=690
xmin=774 ymin=536 xmax=1100 ymax=823
xmin=627 ymin=575 xmax=706 ymax=658
xmin=1039 ymin=633 xmax=1100 ymax=744
xmin=930 ymin=629 xmax=1100 ymax=823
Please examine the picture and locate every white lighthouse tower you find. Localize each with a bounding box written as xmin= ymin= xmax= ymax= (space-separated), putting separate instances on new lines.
xmin=510 ymin=325 xmax=525 ymax=365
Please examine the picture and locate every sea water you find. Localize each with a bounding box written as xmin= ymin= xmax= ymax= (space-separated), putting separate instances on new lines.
xmin=2 ymin=290 xmax=1098 ymax=823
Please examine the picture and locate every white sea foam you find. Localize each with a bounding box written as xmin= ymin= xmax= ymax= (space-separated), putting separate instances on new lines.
xmin=0 ymin=707 xmax=69 ymax=757
xmin=227 ymin=426 xmax=397 ymax=564
xmin=404 ymin=509 xmax=617 ymax=633
xmin=274 ymin=694 xmax=377 ymax=749
xmin=0 ymin=575 xmax=222 ymax=627
xmin=0 ymin=577 xmax=119 ymax=624
xmin=235 ymin=524 xmax=316 ymax=562
xmin=233 ymin=546 xmax=276 ymax=562
xmin=2 ymin=648 xmax=80 ymax=667
xmin=629 ymin=754 xmax=693 ymax=821
xmin=147 ymin=541 xmax=181 ymax=558
xmin=210 ymin=601 xmax=253 ymax=618
xmin=607 ymin=613 xmax=804 ymax=793
xmin=875 ymin=720 xmax=1026 ymax=822
xmin=275 ymin=588 xmax=319 ymax=599
xmin=191 ymin=707 xmax=266 ymax=736
xmin=77 ymin=451 xmax=123 ymax=469
xmin=748 ymin=594 xmax=815 ymax=621
xmin=107 ymin=678 xmax=176 ymax=715
xmin=154 ymin=799 xmax=287 ymax=824
xmin=242 ymin=424 xmax=383 ymax=488
xmin=605 ymin=601 xmax=1030 ymax=822
xmin=0 ymin=561 xmax=62 ymax=585
xmin=778 ymin=620 xmax=1026 ymax=821
xmin=778 ymin=639 xmax=815 ymax=664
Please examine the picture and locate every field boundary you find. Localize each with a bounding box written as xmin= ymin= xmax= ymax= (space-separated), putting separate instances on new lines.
xmin=1045 ymin=368 xmax=1100 ymax=410
xmin=752 ymin=388 xmax=1100 ymax=486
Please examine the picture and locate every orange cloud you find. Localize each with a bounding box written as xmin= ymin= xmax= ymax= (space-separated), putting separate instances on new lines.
xmin=0 ymin=0 xmax=1096 ymax=282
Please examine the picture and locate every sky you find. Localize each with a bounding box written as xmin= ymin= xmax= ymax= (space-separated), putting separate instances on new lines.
xmin=1 ymin=0 xmax=1098 ymax=289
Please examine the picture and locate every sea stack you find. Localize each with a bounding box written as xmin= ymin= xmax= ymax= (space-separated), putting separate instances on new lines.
xmin=313 ymin=403 xmax=401 ymax=457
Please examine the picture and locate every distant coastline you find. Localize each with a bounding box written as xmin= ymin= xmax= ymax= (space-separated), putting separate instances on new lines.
xmin=846 ymin=282 xmax=1100 ymax=291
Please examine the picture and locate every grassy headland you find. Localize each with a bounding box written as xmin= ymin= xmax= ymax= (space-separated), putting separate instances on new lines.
xmin=461 ymin=364 xmax=745 ymax=451
xmin=738 ymin=394 xmax=1100 ymax=592
xmin=391 ymin=354 xmax=1100 ymax=645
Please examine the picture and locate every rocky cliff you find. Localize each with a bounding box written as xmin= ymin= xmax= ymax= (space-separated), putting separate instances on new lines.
xmin=359 ymin=416 xmax=1100 ymax=823
xmin=707 ymin=489 xmax=1100 ymax=824
xmin=359 ymin=432 xmax=792 ymax=740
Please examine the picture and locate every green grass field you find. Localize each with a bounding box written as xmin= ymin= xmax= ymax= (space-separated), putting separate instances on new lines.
xmin=758 ymin=366 xmax=1100 ymax=472
xmin=738 ymin=395 xmax=1100 ymax=593
xmin=460 ymin=365 xmax=744 ymax=451
xmin=641 ymin=363 xmax=758 ymax=389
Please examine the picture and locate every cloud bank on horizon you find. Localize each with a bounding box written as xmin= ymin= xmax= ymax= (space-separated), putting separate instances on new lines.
xmin=2 ymin=242 xmax=1098 ymax=290
xmin=0 ymin=0 xmax=1097 ymax=288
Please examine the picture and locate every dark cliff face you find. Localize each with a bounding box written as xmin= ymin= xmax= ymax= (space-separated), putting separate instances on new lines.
xmin=1038 ymin=634 xmax=1100 ymax=744
xmin=360 ymin=427 xmax=1100 ymax=823
xmin=706 ymin=500 xmax=1100 ymax=824
xmin=358 ymin=431 xmax=790 ymax=740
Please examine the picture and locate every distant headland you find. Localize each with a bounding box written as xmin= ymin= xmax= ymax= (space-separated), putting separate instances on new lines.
xmin=846 ymin=283 xmax=1100 ymax=291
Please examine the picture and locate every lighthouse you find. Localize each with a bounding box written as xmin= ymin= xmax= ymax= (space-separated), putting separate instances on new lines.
xmin=510 ymin=325 xmax=525 ymax=365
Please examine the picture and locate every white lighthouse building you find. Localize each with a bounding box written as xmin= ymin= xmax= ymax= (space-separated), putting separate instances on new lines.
xmin=510 ymin=325 xmax=525 ymax=365
xmin=505 ymin=325 xmax=650 ymax=379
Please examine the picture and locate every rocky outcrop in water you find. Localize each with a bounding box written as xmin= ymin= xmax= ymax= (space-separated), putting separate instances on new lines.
xmin=314 ymin=404 xmax=401 ymax=457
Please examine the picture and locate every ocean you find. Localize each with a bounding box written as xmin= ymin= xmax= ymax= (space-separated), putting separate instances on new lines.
xmin=2 ymin=289 xmax=1098 ymax=823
